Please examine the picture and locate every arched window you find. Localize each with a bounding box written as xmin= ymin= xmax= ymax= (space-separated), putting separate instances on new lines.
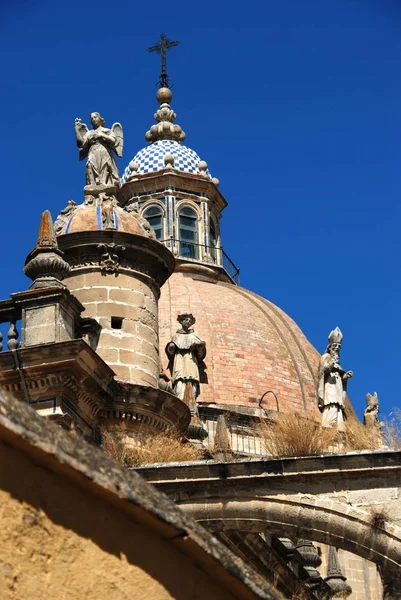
xmin=179 ymin=206 xmax=198 ymax=259
xmin=209 ymin=218 xmax=217 ymax=264
xmin=143 ymin=205 xmax=163 ymax=241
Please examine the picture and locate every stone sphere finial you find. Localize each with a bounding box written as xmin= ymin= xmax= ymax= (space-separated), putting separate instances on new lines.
xmin=212 ymin=177 xmax=220 ymax=187
xmin=157 ymin=87 xmax=173 ymax=105
xmin=164 ymin=153 xmax=175 ymax=168
xmin=144 ymin=87 xmax=186 ymax=144
xmin=198 ymin=160 xmax=209 ymax=178
xmin=129 ymin=161 xmax=139 ymax=173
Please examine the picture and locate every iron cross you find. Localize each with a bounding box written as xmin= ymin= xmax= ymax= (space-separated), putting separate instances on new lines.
xmin=148 ymin=33 xmax=180 ymax=88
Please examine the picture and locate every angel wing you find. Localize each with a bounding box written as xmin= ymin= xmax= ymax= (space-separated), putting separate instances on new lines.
xmin=75 ymin=118 xmax=89 ymax=161
xmin=111 ymin=122 xmax=123 ymax=157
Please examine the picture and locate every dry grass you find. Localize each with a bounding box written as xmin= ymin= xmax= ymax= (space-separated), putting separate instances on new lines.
xmin=259 ymin=411 xmax=391 ymax=459
xmin=369 ymin=506 xmax=391 ymax=531
xmin=343 ymin=418 xmax=382 ymax=451
xmin=101 ymin=424 xmax=201 ymax=467
xmin=383 ymin=409 xmax=401 ymax=450
xmin=259 ymin=413 xmax=338 ymax=458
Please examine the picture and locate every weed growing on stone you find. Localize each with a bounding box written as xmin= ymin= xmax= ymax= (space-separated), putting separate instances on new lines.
xmin=101 ymin=423 xmax=201 ymax=466
xmin=258 ymin=413 xmax=337 ymax=458
xmin=369 ymin=506 xmax=391 ymax=531
xmin=343 ymin=418 xmax=383 ymax=451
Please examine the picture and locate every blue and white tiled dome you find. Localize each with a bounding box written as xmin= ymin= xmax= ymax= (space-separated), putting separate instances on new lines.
xmin=121 ymin=140 xmax=211 ymax=182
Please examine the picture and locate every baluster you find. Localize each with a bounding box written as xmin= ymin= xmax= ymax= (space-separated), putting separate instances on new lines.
xmin=7 ymin=321 xmax=19 ymax=350
xmin=0 ymin=330 xmax=3 ymax=352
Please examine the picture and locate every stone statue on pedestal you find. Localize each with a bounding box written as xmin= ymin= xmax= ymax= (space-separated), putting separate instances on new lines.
xmin=318 ymin=327 xmax=353 ymax=431
xmin=75 ymin=112 xmax=123 ymax=188
xmin=166 ymin=314 xmax=206 ymax=404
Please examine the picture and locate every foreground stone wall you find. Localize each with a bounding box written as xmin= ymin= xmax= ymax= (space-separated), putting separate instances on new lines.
xmin=0 ymin=391 xmax=279 ymax=600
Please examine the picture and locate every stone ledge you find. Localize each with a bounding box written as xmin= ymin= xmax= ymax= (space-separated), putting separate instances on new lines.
xmin=135 ymin=450 xmax=401 ymax=487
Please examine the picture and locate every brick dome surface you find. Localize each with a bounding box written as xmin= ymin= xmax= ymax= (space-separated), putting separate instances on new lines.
xmin=62 ymin=205 xmax=146 ymax=236
xmin=159 ymin=272 xmax=321 ymax=416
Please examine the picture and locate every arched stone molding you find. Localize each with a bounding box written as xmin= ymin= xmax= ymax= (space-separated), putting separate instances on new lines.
xmin=174 ymin=200 xmax=203 ymax=258
xmin=140 ymin=198 xmax=166 ymax=216
xmin=178 ymin=498 xmax=401 ymax=577
xmin=140 ymin=200 xmax=167 ymax=241
xmin=137 ymin=451 xmax=401 ymax=587
xmin=175 ymin=199 xmax=202 ymax=222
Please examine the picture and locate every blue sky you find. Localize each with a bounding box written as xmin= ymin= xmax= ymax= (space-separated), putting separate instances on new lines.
xmin=1 ymin=0 xmax=400 ymax=420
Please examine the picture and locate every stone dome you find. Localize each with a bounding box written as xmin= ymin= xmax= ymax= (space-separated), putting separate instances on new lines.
xmin=121 ymin=140 xmax=212 ymax=182
xmin=57 ymin=203 xmax=148 ymax=236
xmin=159 ymin=272 xmax=321 ymax=417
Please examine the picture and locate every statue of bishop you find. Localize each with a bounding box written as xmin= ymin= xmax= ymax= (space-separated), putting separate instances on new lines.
xmin=318 ymin=327 xmax=353 ymax=431
xmin=166 ymin=314 xmax=206 ymax=404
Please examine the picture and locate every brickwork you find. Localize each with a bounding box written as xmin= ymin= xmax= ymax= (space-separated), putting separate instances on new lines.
xmin=65 ymin=271 xmax=159 ymax=387
xmin=159 ymin=273 xmax=321 ymax=415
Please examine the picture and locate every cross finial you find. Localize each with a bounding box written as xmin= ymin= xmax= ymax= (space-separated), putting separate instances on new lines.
xmin=148 ymin=33 xmax=179 ymax=88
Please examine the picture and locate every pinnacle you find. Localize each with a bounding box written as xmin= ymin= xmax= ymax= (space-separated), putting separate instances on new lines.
xmin=145 ymin=87 xmax=186 ymax=144
xmin=36 ymin=210 xmax=58 ymax=249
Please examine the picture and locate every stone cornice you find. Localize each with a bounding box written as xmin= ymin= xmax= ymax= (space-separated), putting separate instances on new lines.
xmin=0 ymin=339 xmax=116 ymax=419
xmin=58 ymin=230 xmax=175 ymax=290
xmin=119 ymin=170 xmax=228 ymax=214
xmin=103 ymin=382 xmax=191 ymax=434
xmin=135 ymin=449 xmax=401 ymax=488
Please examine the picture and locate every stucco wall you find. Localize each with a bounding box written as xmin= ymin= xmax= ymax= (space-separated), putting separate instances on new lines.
xmin=0 ymin=391 xmax=280 ymax=600
xmin=0 ymin=442 xmax=242 ymax=600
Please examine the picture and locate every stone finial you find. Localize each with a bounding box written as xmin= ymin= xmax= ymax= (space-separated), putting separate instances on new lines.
xmin=198 ymin=161 xmax=208 ymax=178
xmin=213 ymin=414 xmax=232 ymax=460
xmin=35 ymin=209 xmax=58 ymax=248
xmin=126 ymin=161 xmax=139 ymax=182
xmin=129 ymin=161 xmax=139 ymax=173
xmin=164 ymin=153 xmax=175 ymax=168
xmin=145 ymin=87 xmax=186 ymax=144
xmin=325 ymin=546 xmax=352 ymax=598
xmin=212 ymin=177 xmax=220 ymax=187
xmin=24 ymin=211 xmax=70 ymax=289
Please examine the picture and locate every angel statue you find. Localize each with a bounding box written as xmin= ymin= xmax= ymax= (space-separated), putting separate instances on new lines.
xmin=75 ymin=112 xmax=123 ymax=188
